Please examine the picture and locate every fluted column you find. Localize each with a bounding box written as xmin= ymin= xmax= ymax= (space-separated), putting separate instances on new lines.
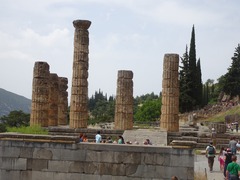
xmin=58 ymin=77 xmax=68 ymax=125
xmin=69 ymin=19 xmax=91 ymax=128
xmin=30 ymin=61 xmax=50 ymax=127
xmin=48 ymin=73 xmax=59 ymax=126
xmin=160 ymin=54 xmax=179 ymax=132
xmin=114 ymin=70 xmax=134 ymax=130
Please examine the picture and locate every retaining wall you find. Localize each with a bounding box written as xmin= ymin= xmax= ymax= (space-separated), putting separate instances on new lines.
xmin=0 ymin=135 xmax=194 ymax=180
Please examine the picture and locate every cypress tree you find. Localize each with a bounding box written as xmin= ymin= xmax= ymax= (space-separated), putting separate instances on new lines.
xmin=179 ymin=46 xmax=195 ymax=112
xmin=196 ymin=58 xmax=203 ymax=107
xmin=188 ymin=25 xmax=197 ymax=108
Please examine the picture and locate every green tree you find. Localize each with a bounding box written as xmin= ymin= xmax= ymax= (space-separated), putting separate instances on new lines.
xmin=134 ymin=98 xmax=161 ymax=122
xmin=222 ymin=44 xmax=240 ymax=97
xmin=179 ymin=45 xmax=194 ymax=112
xmin=188 ymin=25 xmax=197 ymax=108
xmin=0 ymin=110 xmax=30 ymax=127
xmin=196 ymin=58 xmax=203 ymax=107
xmin=88 ymin=90 xmax=115 ymax=124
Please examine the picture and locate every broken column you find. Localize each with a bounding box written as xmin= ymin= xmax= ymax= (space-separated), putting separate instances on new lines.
xmin=69 ymin=19 xmax=91 ymax=128
xmin=160 ymin=54 xmax=179 ymax=132
xmin=58 ymin=77 xmax=68 ymax=125
xmin=114 ymin=70 xmax=134 ymax=130
xmin=48 ymin=73 xmax=59 ymax=126
xmin=30 ymin=61 xmax=50 ymax=127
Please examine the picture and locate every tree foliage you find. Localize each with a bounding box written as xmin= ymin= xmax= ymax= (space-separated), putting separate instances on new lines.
xmin=134 ymin=94 xmax=161 ymax=122
xmin=179 ymin=25 xmax=203 ymax=112
xmin=0 ymin=110 xmax=30 ymax=128
xmin=222 ymin=44 xmax=240 ymax=97
xmin=88 ymin=90 xmax=115 ymax=124
xmin=179 ymin=46 xmax=194 ymax=112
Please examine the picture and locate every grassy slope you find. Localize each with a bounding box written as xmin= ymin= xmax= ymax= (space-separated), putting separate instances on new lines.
xmin=203 ymin=105 xmax=240 ymax=123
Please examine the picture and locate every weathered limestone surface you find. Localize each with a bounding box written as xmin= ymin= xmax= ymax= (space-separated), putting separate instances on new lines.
xmin=30 ymin=61 xmax=50 ymax=127
xmin=0 ymin=136 xmax=194 ymax=180
xmin=70 ymin=19 xmax=91 ymax=128
xmin=58 ymin=77 xmax=68 ymax=125
xmin=114 ymin=70 xmax=134 ymax=130
xmin=160 ymin=54 xmax=179 ymax=132
xmin=30 ymin=62 xmax=69 ymax=127
xmin=123 ymin=129 xmax=168 ymax=146
xmin=48 ymin=73 xmax=59 ymax=126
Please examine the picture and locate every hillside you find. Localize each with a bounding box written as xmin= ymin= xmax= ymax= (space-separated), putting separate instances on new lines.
xmin=0 ymin=88 xmax=31 ymax=117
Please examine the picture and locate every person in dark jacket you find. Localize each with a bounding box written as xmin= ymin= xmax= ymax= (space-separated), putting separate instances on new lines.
xmin=224 ymin=148 xmax=233 ymax=178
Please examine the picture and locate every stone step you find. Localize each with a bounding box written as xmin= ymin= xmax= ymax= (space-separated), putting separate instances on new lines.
xmin=47 ymin=127 xmax=124 ymax=142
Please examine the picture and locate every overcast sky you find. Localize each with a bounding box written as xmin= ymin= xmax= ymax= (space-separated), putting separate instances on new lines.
xmin=0 ymin=0 xmax=239 ymax=100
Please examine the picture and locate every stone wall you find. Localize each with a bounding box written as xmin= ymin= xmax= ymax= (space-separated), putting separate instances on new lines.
xmin=0 ymin=136 xmax=194 ymax=180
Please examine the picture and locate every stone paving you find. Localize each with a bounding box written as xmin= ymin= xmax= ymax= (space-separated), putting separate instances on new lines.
xmin=195 ymin=155 xmax=225 ymax=180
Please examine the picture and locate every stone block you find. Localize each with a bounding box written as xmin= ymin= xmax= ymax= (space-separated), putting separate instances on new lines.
xmin=48 ymin=160 xmax=71 ymax=173
xmin=155 ymin=165 xmax=193 ymax=180
xmin=52 ymin=172 xmax=71 ymax=180
xmin=20 ymin=170 xmax=32 ymax=180
xmin=130 ymin=164 xmax=156 ymax=178
xmin=20 ymin=147 xmax=34 ymax=158
xmin=0 ymin=157 xmax=27 ymax=170
xmin=141 ymin=153 xmax=169 ymax=166
xmin=0 ymin=169 xmax=20 ymax=180
xmin=98 ymin=163 xmax=126 ymax=176
xmin=68 ymin=161 xmax=98 ymax=174
xmin=83 ymin=162 xmax=98 ymax=174
xmin=170 ymin=154 xmax=194 ymax=167
xmin=113 ymin=152 xmax=141 ymax=164
xmin=69 ymin=161 xmax=84 ymax=173
xmin=33 ymin=148 xmax=53 ymax=159
xmin=125 ymin=164 xmax=138 ymax=176
xmin=86 ymin=150 xmax=114 ymax=163
xmin=28 ymin=159 xmax=48 ymax=171
xmin=31 ymin=171 xmax=54 ymax=180
xmin=0 ymin=146 xmax=21 ymax=157
xmin=53 ymin=149 xmax=86 ymax=161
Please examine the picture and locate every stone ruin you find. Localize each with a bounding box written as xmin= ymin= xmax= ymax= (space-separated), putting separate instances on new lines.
xmin=114 ymin=70 xmax=134 ymax=130
xmin=30 ymin=19 xmax=181 ymax=133
xmin=30 ymin=62 xmax=68 ymax=127
xmin=160 ymin=54 xmax=179 ymax=132
xmin=69 ymin=20 xmax=91 ymax=128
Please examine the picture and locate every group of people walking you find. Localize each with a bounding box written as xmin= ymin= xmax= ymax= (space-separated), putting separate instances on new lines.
xmin=206 ymin=136 xmax=240 ymax=180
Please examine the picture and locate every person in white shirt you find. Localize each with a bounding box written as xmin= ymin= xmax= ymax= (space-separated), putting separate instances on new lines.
xmin=95 ymin=130 xmax=102 ymax=143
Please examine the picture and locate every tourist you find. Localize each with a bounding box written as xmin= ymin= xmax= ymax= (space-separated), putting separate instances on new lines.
xmin=82 ymin=134 xmax=88 ymax=142
xmin=224 ymin=148 xmax=233 ymax=178
xmin=236 ymin=122 xmax=239 ymax=133
xmin=106 ymin=136 xmax=113 ymax=143
xmin=218 ymin=147 xmax=226 ymax=172
xmin=79 ymin=133 xmax=83 ymax=142
xmin=171 ymin=176 xmax=178 ymax=180
xmin=143 ymin=139 xmax=152 ymax=145
xmin=229 ymin=137 xmax=237 ymax=155
xmin=206 ymin=141 xmax=216 ymax=172
xmin=118 ymin=135 xmax=125 ymax=144
xmin=211 ymin=128 xmax=217 ymax=146
xmin=226 ymin=155 xmax=240 ymax=180
xmin=95 ymin=130 xmax=102 ymax=143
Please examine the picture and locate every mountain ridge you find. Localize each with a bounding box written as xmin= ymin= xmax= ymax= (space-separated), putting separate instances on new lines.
xmin=0 ymin=88 xmax=31 ymax=117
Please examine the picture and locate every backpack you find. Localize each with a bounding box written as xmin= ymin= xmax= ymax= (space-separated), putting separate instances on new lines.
xmin=208 ymin=146 xmax=215 ymax=155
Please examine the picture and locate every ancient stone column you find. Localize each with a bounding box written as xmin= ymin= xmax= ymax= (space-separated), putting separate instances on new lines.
xmin=30 ymin=61 xmax=50 ymax=127
xmin=160 ymin=54 xmax=179 ymax=132
xmin=48 ymin=73 xmax=59 ymax=126
xmin=69 ymin=19 xmax=91 ymax=128
xmin=58 ymin=77 xmax=68 ymax=125
xmin=114 ymin=70 xmax=134 ymax=130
